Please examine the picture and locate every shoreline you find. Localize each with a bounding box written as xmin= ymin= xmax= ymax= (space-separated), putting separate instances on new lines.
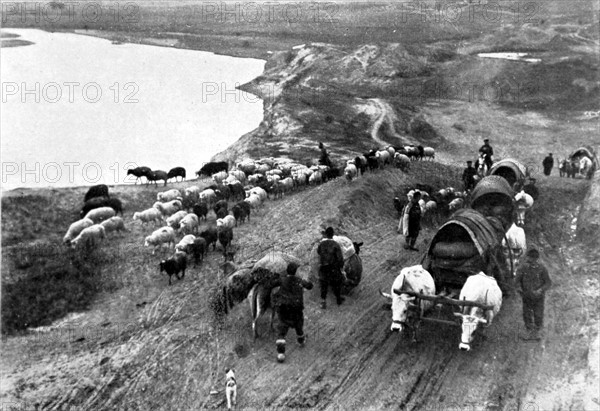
xmin=1 ymin=27 xmax=276 ymax=60
xmin=1 ymin=27 xmax=270 ymax=196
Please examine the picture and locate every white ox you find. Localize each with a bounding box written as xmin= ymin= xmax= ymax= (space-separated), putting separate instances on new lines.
xmin=454 ymin=272 xmax=502 ymax=351
xmin=579 ymin=156 xmax=593 ymax=177
xmin=501 ymin=223 xmax=527 ymax=276
xmin=514 ymin=190 xmax=534 ymax=226
xmin=380 ymin=265 xmax=435 ymax=336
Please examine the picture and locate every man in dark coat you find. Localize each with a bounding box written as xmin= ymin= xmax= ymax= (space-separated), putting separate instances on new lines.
xmin=542 ymin=153 xmax=554 ymax=176
xmin=399 ymin=191 xmax=422 ymax=251
xmin=317 ymin=227 xmax=345 ymax=309
xmin=515 ymin=247 xmax=552 ymax=340
xmin=318 ymin=142 xmax=332 ymax=168
xmin=462 ymin=160 xmax=477 ymax=192
xmin=272 ymin=262 xmax=313 ymax=363
xmin=478 ymin=138 xmax=494 ymax=169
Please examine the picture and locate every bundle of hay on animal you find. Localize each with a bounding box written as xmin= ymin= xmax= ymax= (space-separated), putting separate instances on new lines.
xmin=569 ymin=146 xmax=598 ymax=179
xmin=421 ymin=208 xmax=511 ymax=294
xmin=468 ymin=175 xmax=515 ymax=232
xmin=210 ymin=251 xmax=304 ymax=338
xmin=309 ymin=234 xmax=363 ymax=294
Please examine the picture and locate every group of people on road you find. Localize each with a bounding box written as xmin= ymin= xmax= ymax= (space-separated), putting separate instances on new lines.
xmin=272 ymin=137 xmax=555 ymax=362
xmin=399 ymin=137 xmax=553 ymax=341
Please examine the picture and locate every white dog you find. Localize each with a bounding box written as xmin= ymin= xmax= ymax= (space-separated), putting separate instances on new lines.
xmin=225 ymin=368 xmax=237 ymax=410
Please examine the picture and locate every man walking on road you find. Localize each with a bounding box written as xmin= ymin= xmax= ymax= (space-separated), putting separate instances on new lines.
xmin=398 ymin=191 xmax=422 ymax=251
xmin=515 ymin=247 xmax=552 ymax=340
xmin=317 ymin=227 xmax=345 ymax=309
xmin=272 ymin=262 xmax=313 ymax=363
xmin=542 ymin=153 xmax=554 ymax=176
xmin=462 ymin=160 xmax=477 ymax=192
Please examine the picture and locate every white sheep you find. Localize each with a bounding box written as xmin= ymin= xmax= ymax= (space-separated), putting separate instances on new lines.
xmin=157 ymin=189 xmax=182 ymax=202
xmin=238 ymin=160 xmax=257 ymax=175
xmin=70 ymin=224 xmax=106 ymax=249
xmin=244 ymin=193 xmax=262 ymax=209
xmin=266 ymin=174 xmax=281 ymax=184
xmin=100 ymin=216 xmax=126 ymax=234
xmin=199 ymin=189 xmax=216 ymax=206
xmin=175 ymin=234 xmax=196 ymax=252
xmin=407 ymin=189 xmax=421 ymax=202
xmin=63 ymin=218 xmax=94 ymax=244
xmin=153 ymin=200 xmax=182 ymax=217
xmin=184 ymin=185 xmax=201 ymax=200
xmin=418 ymin=199 xmax=427 ymax=214
xmin=85 ymin=207 xmax=116 ymax=224
xmin=266 ymin=169 xmax=283 ymax=177
xmin=255 ymin=163 xmax=271 ymax=175
xmin=394 ymin=153 xmax=411 ymax=170
xmin=248 ymin=187 xmax=267 ymax=202
xmin=133 ymin=207 xmax=163 ymax=226
xmin=224 ymin=175 xmax=241 ymax=185
xmin=179 ymin=213 xmax=199 ymax=234
xmin=448 ymin=198 xmax=464 ymax=211
xmin=247 ymin=174 xmax=262 ymax=185
xmin=229 ymin=170 xmax=247 ymax=184
xmin=308 ymin=170 xmax=323 ymax=185
xmin=165 ymin=210 xmax=188 ymax=229
xmin=212 ymin=171 xmax=228 ymax=184
xmin=144 ymin=226 xmax=176 ymax=255
xmin=424 ymin=200 xmax=437 ymax=212
xmin=375 ymin=150 xmax=390 ymax=167
xmin=344 ymin=163 xmax=358 ymax=181
xmin=216 ymin=215 xmax=236 ymax=230
xmin=423 ymin=147 xmax=435 ymax=161
xmin=293 ymin=168 xmax=312 ymax=188
xmin=258 ymin=157 xmax=276 ymax=168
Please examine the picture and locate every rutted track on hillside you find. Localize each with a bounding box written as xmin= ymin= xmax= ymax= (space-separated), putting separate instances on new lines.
xmin=2 ymin=168 xmax=597 ymax=410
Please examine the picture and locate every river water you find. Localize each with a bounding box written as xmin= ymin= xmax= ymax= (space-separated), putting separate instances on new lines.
xmin=1 ymin=29 xmax=265 ymax=191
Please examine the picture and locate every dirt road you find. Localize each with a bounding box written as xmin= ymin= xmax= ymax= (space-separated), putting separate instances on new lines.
xmin=2 ymin=166 xmax=597 ymax=410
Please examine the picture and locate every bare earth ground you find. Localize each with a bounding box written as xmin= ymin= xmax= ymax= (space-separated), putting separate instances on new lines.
xmin=1 ymin=1 xmax=599 ymax=409
xmin=1 ymin=162 xmax=599 ymax=410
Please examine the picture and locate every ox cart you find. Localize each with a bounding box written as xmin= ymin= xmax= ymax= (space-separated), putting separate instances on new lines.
xmin=569 ymin=146 xmax=598 ymax=179
xmin=387 ymin=209 xmax=512 ymax=348
xmin=422 ymin=208 xmax=512 ymax=295
xmin=469 ymin=175 xmax=515 ymax=232
xmin=488 ymin=158 xmax=528 ymax=188
xmin=488 ymin=158 xmax=538 ymax=199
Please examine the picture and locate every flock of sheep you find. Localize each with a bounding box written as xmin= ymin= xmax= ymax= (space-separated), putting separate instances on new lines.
xmin=61 ymin=143 xmax=440 ymax=287
xmin=344 ymin=145 xmax=435 ymax=181
xmin=393 ymin=184 xmax=467 ymax=225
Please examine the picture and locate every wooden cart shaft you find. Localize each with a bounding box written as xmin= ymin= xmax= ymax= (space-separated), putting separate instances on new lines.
xmin=393 ymin=289 xmax=494 ymax=311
